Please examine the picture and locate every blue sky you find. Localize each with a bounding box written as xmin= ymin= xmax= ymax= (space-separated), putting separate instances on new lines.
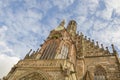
xmin=0 ymin=0 xmax=120 ymax=78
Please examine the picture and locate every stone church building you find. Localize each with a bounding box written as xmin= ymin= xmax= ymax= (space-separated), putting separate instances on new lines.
xmin=4 ymin=20 xmax=120 ymax=80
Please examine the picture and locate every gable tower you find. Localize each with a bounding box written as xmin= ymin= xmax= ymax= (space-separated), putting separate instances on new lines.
xmin=67 ymin=20 xmax=77 ymax=37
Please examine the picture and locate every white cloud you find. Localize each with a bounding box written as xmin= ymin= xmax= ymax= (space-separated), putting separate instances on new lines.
xmin=96 ymin=8 xmax=113 ymax=20
xmin=27 ymin=9 xmax=43 ymax=20
xmin=0 ymin=26 xmax=14 ymax=55
xmin=52 ymin=0 xmax=75 ymax=10
xmin=0 ymin=1 xmax=49 ymax=57
xmin=0 ymin=54 xmax=19 ymax=78
xmin=76 ymin=16 xmax=86 ymax=27
xmin=0 ymin=42 xmax=14 ymax=55
xmin=0 ymin=26 xmax=7 ymax=39
xmin=96 ymin=0 xmax=120 ymax=20
xmin=87 ymin=0 xmax=99 ymax=14
xmin=92 ymin=20 xmax=107 ymax=31
xmin=79 ymin=19 xmax=93 ymax=34
xmin=105 ymin=0 xmax=120 ymax=9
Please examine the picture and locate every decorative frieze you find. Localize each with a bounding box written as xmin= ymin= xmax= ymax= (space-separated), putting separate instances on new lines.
xmin=17 ymin=60 xmax=64 ymax=68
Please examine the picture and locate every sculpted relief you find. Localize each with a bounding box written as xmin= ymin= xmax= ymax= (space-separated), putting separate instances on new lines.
xmin=19 ymin=72 xmax=47 ymax=80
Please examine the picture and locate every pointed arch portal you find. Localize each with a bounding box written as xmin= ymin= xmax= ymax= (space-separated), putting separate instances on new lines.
xmin=94 ymin=66 xmax=107 ymax=80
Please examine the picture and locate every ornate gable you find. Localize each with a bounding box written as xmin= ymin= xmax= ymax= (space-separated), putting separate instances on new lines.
xmin=75 ymin=33 xmax=118 ymax=58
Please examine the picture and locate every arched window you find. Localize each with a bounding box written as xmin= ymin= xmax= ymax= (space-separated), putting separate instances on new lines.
xmin=40 ymin=40 xmax=58 ymax=59
xmin=55 ymin=44 xmax=69 ymax=59
xmin=94 ymin=66 xmax=107 ymax=80
xmin=60 ymin=45 xmax=69 ymax=59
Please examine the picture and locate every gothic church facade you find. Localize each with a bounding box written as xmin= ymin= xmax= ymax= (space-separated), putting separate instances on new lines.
xmin=4 ymin=20 xmax=120 ymax=80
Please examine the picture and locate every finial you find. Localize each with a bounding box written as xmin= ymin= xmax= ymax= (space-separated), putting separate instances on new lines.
xmin=101 ymin=44 xmax=104 ymax=50
xmin=29 ymin=51 xmax=35 ymax=59
xmin=80 ymin=32 xmax=82 ymax=35
xmin=106 ymin=47 xmax=108 ymax=50
xmin=40 ymin=44 xmax=43 ymax=47
xmin=24 ymin=53 xmax=29 ymax=59
xmin=111 ymin=44 xmax=117 ymax=54
xmin=80 ymin=32 xmax=84 ymax=38
xmin=106 ymin=47 xmax=110 ymax=53
xmin=59 ymin=19 xmax=65 ymax=27
xmin=80 ymin=32 xmax=84 ymax=36
xmin=44 ymin=40 xmax=46 ymax=42
xmin=77 ymin=31 xmax=79 ymax=34
xmin=36 ymin=48 xmax=39 ymax=53
xmin=32 ymin=51 xmax=35 ymax=54
xmin=85 ymin=36 xmax=87 ymax=40
xmin=96 ymin=41 xmax=99 ymax=47
xmin=92 ymin=40 xmax=94 ymax=44
xmin=37 ymin=48 xmax=39 ymax=52
xmin=28 ymin=49 xmax=32 ymax=54
xmin=88 ymin=38 xmax=90 ymax=41
xmin=111 ymin=44 xmax=115 ymax=51
xmin=24 ymin=49 xmax=32 ymax=59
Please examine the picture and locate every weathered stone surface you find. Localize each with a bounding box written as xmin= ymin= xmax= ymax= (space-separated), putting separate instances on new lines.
xmin=4 ymin=20 xmax=120 ymax=80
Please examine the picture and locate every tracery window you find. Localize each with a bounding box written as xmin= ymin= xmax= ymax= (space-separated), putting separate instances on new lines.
xmin=60 ymin=45 xmax=69 ymax=59
xmin=94 ymin=66 xmax=106 ymax=80
xmin=40 ymin=40 xmax=58 ymax=59
xmin=55 ymin=44 xmax=69 ymax=59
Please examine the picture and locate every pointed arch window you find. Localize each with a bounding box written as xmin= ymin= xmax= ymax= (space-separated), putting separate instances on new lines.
xmin=55 ymin=44 xmax=69 ymax=59
xmin=40 ymin=40 xmax=58 ymax=59
xmin=60 ymin=44 xmax=69 ymax=59
xmin=94 ymin=66 xmax=107 ymax=80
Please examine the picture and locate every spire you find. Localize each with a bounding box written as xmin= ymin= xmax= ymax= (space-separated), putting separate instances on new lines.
xmin=59 ymin=19 xmax=65 ymax=27
xmin=55 ymin=20 xmax=65 ymax=31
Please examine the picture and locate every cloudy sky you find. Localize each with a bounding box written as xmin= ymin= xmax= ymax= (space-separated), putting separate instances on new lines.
xmin=0 ymin=0 xmax=120 ymax=78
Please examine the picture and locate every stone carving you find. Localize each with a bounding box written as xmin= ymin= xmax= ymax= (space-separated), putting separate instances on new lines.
xmin=17 ymin=60 xmax=64 ymax=68
xmin=94 ymin=66 xmax=106 ymax=80
xmin=19 ymin=72 xmax=47 ymax=80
